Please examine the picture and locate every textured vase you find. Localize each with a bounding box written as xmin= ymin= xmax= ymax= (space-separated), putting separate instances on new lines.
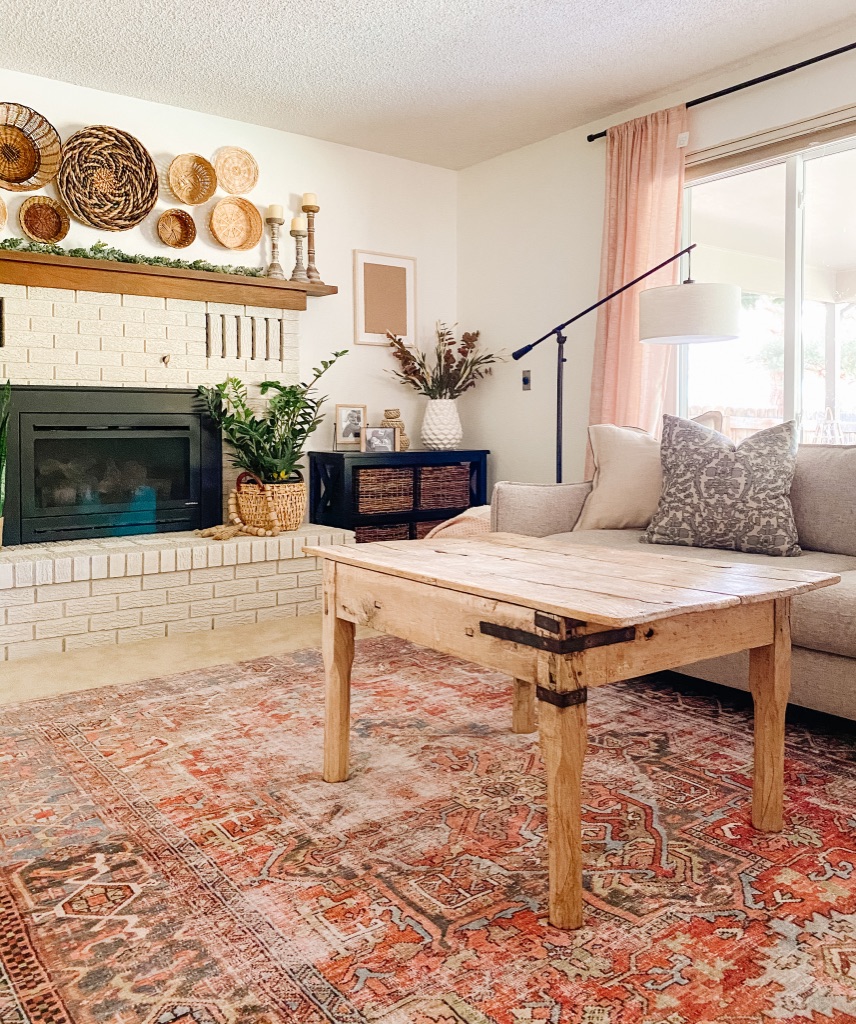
xmin=421 ymin=399 xmax=463 ymax=450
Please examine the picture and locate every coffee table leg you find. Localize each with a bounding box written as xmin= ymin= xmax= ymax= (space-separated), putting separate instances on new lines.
xmin=749 ymin=598 xmax=791 ymax=831
xmin=512 ymin=678 xmax=537 ymax=733
xmin=322 ymin=561 xmax=355 ymax=783
xmin=538 ymin=657 xmax=587 ymax=929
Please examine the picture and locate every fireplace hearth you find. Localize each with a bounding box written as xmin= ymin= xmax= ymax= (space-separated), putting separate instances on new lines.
xmin=4 ymin=387 xmax=222 ymax=545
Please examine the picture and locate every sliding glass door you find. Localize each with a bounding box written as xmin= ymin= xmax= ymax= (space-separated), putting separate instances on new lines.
xmin=680 ymin=137 xmax=856 ymax=444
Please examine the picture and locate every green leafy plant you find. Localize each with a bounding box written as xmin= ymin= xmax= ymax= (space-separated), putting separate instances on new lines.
xmin=197 ymin=353 xmax=347 ymax=483
xmin=386 ymin=321 xmax=499 ymax=398
xmin=0 ymin=379 xmax=10 ymax=519
xmin=0 ymin=237 xmax=265 ymax=277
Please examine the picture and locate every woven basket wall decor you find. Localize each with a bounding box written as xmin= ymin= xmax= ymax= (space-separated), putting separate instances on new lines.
xmin=19 ymin=195 xmax=70 ymax=243
xmin=157 ymin=208 xmax=196 ymax=248
xmin=0 ymin=102 xmax=61 ymax=191
xmin=56 ymin=125 xmax=158 ymax=231
xmin=214 ymin=147 xmax=258 ymax=194
xmin=167 ymin=153 xmax=217 ymax=205
xmin=209 ymin=196 xmax=263 ymax=251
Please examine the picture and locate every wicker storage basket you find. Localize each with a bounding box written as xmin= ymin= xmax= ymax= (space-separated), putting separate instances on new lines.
xmin=414 ymin=519 xmax=445 ymax=539
xmin=355 ymin=523 xmax=410 ymax=544
xmin=416 ymin=464 xmax=470 ymax=510
xmin=234 ymin=472 xmax=306 ymax=532
xmin=354 ymin=467 xmax=414 ymax=514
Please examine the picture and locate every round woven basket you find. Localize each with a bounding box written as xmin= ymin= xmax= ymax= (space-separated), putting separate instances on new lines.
xmin=0 ymin=102 xmax=62 ymax=191
xmin=57 ymin=125 xmax=159 ymax=230
xmin=19 ymin=195 xmax=70 ymax=243
xmin=214 ymin=146 xmax=258 ymax=194
xmin=209 ymin=196 xmax=263 ymax=250
xmin=157 ymin=208 xmax=196 ymax=248
xmin=168 ymin=153 xmax=217 ymax=205
xmin=234 ymin=473 xmax=306 ymax=533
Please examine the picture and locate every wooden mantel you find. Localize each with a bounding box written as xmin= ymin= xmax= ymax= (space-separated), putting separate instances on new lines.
xmin=0 ymin=249 xmax=337 ymax=311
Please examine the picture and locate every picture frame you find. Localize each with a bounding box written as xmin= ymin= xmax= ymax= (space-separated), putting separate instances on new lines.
xmin=354 ymin=250 xmax=416 ymax=346
xmin=361 ymin=426 xmax=401 ymax=453
xmin=334 ymin=404 xmax=367 ymax=450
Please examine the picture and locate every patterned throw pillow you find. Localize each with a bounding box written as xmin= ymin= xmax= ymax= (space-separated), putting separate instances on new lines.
xmin=643 ymin=415 xmax=801 ymax=556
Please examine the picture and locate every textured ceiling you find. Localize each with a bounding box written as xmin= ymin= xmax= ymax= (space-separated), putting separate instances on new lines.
xmin=1 ymin=1 xmax=855 ymax=169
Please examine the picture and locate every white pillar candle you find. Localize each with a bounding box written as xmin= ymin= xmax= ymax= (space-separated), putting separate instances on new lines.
xmin=291 ymin=216 xmax=307 ymax=232
xmin=267 ymin=204 xmax=284 ymax=220
xmin=302 ymin=193 xmax=318 ymax=207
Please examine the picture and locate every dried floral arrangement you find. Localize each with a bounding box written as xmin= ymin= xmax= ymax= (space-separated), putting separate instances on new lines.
xmin=0 ymin=237 xmax=265 ymax=277
xmin=386 ymin=321 xmax=499 ymax=399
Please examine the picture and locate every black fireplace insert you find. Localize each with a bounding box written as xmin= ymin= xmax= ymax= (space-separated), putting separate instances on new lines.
xmin=4 ymin=387 xmax=222 ymax=545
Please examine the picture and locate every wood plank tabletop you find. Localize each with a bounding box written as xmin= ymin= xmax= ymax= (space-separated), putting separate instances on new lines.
xmin=304 ymin=533 xmax=840 ymax=628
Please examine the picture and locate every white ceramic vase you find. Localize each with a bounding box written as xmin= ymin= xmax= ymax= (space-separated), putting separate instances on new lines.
xmin=421 ymin=398 xmax=463 ymax=450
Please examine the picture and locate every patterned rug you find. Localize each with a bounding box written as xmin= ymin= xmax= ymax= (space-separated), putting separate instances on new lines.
xmin=1 ymin=637 xmax=855 ymax=1024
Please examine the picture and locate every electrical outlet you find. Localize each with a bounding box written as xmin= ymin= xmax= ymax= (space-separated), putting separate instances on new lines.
xmin=522 ymin=369 xmax=531 ymax=391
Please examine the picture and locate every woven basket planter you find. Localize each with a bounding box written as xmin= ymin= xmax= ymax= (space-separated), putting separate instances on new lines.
xmin=232 ymin=472 xmax=306 ymax=533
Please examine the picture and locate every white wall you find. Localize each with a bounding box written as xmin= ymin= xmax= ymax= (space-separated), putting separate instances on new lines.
xmin=0 ymin=68 xmax=458 ymax=450
xmin=458 ymin=26 xmax=856 ymax=486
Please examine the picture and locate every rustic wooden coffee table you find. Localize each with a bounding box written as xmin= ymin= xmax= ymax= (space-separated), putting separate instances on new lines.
xmin=303 ymin=533 xmax=839 ymax=929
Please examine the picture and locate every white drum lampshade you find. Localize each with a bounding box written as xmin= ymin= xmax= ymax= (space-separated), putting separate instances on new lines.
xmin=639 ymin=282 xmax=741 ymax=344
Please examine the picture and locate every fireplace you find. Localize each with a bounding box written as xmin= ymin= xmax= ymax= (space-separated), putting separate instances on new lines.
xmin=4 ymin=387 xmax=222 ymax=545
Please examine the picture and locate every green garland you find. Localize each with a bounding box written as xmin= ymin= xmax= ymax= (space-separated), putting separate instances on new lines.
xmin=0 ymin=237 xmax=265 ymax=277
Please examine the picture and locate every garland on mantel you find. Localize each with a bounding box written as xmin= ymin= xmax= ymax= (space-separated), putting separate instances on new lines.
xmin=0 ymin=238 xmax=265 ymax=278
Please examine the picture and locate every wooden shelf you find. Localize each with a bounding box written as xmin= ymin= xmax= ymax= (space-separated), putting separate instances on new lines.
xmin=0 ymin=249 xmax=337 ymax=311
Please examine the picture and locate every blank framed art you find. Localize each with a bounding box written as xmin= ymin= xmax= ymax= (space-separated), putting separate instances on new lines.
xmin=354 ymin=251 xmax=416 ymax=346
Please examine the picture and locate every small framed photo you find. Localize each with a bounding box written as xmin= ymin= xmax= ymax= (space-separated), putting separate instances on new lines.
xmin=354 ymin=250 xmax=416 ymax=346
xmin=335 ymin=404 xmax=367 ymax=450
xmin=361 ymin=426 xmax=400 ymax=453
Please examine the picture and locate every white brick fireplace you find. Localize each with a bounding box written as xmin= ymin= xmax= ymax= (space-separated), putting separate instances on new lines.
xmin=0 ymin=280 xmax=353 ymax=661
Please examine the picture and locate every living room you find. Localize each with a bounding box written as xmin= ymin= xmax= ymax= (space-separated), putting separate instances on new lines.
xmin=0 ymin=3 xmax=855 ymax=1021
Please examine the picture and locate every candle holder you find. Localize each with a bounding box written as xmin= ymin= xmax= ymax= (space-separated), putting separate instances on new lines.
xmin=265 ymin=216 xmax=286 ymax=280
xmin=301 ymin=201 xmax=323 ymax=283
xmin=290 ymin=227 xmax=309 ymax=283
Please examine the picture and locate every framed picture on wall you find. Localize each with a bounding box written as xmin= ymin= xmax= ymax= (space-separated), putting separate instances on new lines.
xmin=354 ymin=251 xmax=416 ymax=346
xmin=361 ymin=426 xmax=401 ymax=453
xmin=334 ymin=404 xmax=367 ymax=450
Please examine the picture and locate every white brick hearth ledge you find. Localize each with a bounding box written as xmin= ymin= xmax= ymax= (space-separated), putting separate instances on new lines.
xmin=0 ymin=525 xmax=353 ymax=662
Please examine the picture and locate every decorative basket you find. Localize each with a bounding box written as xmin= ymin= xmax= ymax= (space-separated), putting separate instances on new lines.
xmin=157 ymin=208 xmax=197 ymax=248
xmin=354 ymin=467 xmax=414 ymax=514
xmin=19 ymin=195 xmax=70 ymax=243
xmin=168 ymin=153 xmax=217 ymax=205
xmin=215 ymin=146 xmax=258 ymax=194
xmin=233 ymin=472 xmax=306 ymax=533
xmin=0 ymin=102 xmax=62 ymax=191
xmin=414 ymin=519 xmax=445 ymax=539
xmin=56 ymin=125 xmax=158 ymax=230
xmin=416 ymin=464 xmax=471 ymax=510
xmin=209 ymin=196 xmax=263 ymax=250
xmin=355 ymin=523 xmax=410 ymax=544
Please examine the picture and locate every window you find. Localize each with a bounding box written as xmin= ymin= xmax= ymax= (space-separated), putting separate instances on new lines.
xmin=680 ymin=137 xmax=856 ymax=444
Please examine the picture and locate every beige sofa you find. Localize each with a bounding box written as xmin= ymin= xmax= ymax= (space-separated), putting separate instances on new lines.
xmin=485 ymin=444 xmax=856 ymax=722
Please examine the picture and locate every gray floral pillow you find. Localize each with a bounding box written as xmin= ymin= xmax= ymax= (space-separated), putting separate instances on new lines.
xmin=643 ymin=415 xmax=801 ymax=556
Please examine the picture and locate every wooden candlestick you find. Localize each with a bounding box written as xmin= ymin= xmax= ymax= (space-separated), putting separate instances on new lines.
xmin=290 ymin=228 xmax=309 ymax=283
xmin=266 ymin=216 xmax=286 ymax=280
xmin=301 ymin=202 xmax=323 ymax=283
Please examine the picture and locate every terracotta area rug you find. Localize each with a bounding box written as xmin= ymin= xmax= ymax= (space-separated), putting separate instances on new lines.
xmin=1 ymin=637 xmax=855 ymax=1024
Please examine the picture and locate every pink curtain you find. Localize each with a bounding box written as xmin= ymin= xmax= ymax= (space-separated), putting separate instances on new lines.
xmin=588 ymin=105 xmax=688 ymax=443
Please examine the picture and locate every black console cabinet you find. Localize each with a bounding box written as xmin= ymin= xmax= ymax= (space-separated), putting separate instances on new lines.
xmin=309 ymin=449 xmax=489 ymax=542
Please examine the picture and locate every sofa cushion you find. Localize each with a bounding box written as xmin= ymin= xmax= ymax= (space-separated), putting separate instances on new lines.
xmin=644 ymin=415 xmax=801 ymax=556
xmin=575 ymin=424 xmax=662 ymax=531
xmin=791 ymin=444 xmax=856 ymax=557
xmin=551 ymin=528 xmax=856 ymax=659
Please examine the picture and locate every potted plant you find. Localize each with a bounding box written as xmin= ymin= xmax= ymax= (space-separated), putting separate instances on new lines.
xmin=0 ymin=380 xmax=9 ymax=547
xmin=386 ymin=322 xmax=499 ymax=449
xmin=197 ymin=352 xmax=346 ymax=533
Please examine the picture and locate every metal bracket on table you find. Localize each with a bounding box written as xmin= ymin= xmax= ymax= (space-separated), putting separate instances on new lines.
xmin=536 ymin=686 xmax=588 ymax=708
xmin=479 ymin=621 xmax=636 ymax=654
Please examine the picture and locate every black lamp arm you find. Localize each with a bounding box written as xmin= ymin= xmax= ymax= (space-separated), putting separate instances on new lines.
xmin=511 ymin=242 xmax=696 ymax=360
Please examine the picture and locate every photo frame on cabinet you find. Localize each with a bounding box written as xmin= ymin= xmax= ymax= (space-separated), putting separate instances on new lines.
xmin=354 ymin=250 xmax=416 ymax=346
xmin=361 ymin=426 xmax=401 ymax=453
xmin=334 ymin=404 xmax=367 ymax=450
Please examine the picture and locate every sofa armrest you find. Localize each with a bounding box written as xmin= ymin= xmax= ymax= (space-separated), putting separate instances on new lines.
xmin=491 ymin=480 xmax=593 ymax=537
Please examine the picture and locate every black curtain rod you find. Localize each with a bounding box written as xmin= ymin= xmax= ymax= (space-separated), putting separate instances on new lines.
xmin=586 ymin=40 xmax=856 ymax=143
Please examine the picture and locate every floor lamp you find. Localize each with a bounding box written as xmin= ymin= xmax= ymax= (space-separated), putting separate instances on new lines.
xmin=512 ymin=243 xmax=740 ymax=482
